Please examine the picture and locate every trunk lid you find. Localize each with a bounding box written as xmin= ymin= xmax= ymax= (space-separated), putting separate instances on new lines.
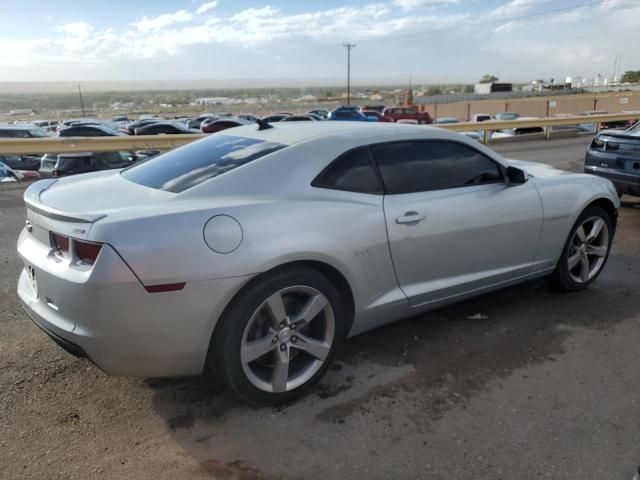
xmin=23 ymin=171 xmax=174 ymax=240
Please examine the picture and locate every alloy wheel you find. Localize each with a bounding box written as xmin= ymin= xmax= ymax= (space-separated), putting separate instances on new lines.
xmin=567 ymin=216 xmax=609 ymax=284
xmin=240 ymin=286 xmax=335 ymax=393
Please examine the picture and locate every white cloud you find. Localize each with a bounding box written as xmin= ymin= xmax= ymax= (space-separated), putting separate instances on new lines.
xmin=3 ymin=1 xmax=640 ymax=83
xmin=195 ymin=1 xmax=218 ymax=15
xmin=393 ymin=0 xmax=458 ymax=11
xmin=54 ymin=21 xmax=92 ymax=37
xmin=132 ymin=10 xmax=193 ymax=33
xmin=487 ymin=0 xmax=537 ymax=19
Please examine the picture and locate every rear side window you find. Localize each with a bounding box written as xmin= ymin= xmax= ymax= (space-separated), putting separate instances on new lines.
xmin=371 ymin=140 xmax=503 ymax=194
xmin=122 ymin=135 xmax=285 ymax=193
xmin=312 ymin=147 xmax=382 ymax=194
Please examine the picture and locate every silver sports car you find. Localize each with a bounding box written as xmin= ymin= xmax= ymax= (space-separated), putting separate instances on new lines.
xmin=17 ymin=122 xmax=619 ymax=404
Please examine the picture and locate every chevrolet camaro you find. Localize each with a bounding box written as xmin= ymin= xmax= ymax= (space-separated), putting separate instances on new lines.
xmin=17 ymin=122 xmax=619 ymax=404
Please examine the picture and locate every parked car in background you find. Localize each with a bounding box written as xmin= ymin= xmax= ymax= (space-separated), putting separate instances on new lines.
xmin=237 ymin=114 xmax=259 ymax=123
xmin=433 ymin=117 xmax=459 ymax=125
xmin=281 ymin=115 xmax=318 ymax=122
xmin=56 ymin=119 xmax=101 ymax=133
xmin=123 ymin=118 xmax=161 ymax=135
xmin=111 ymin=116 xmax=130 ymax=123
xmin=58 ymin=124 xmax=126 ymax=137
xmin=491 ymin=117 xmax=544 ymax=139
xmin=471 ymin=114 xmax=492 ymax=122
xmin=584 ymin=121 xmax=640 ymax=197
xmin=31 ymin=120 xmax=59 ymax=132
xmin=0 ymin=161 xmax=21 ymax=182
xmin=329 ymin=107 xmax=378 ymax=122
xmin=201 ymin=118 xmax=252 ymax=134
xmin=135 ymin=122 xmax=194 ymax=135
xmin=361 ymin=105 xmax=386 ymax=114
xmin=382 ymin=107 xmax=432 ymax=124
xmin=0 ymin=155 xmax=42 ymax=171
xmin=494 ymin=112 xmax=520 ymax=121
xmin=187 ymin=114 xmax=217 ymax=130
xmin=308 ymin=109 xmax=329 ymax=120
xmin=0 ymin=125 xmax=50 ymax=138
xmin=262 ymin=113 xmax=291 ymax=123
xmin=39 ymin=151 xmax=142 ymax=178
xmin=17 ymin=122 xmax=619 ymax=405
xmin=431 ymin=117 xmax=482 ymax=141
xmin=0 ymin=161 xmax=40 ymax=182
xmin=361 ymin=110 xmax=392 ymax=122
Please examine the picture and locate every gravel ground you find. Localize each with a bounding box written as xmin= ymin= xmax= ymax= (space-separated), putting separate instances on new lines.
xmin=1 ymin=136 xmax=639 ymax=480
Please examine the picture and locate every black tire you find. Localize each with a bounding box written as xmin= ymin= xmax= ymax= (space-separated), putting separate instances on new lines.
xmin=209 ymin=265 xmax=346 ymax=405
xmin=550 ymin=205 xmax=613 ymax=291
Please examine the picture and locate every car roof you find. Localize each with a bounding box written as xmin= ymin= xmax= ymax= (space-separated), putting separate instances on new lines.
xmin=222 ymin=121 xmax=466 ymax=146
xmin=0 ymin=124 xmax=39 ymax=131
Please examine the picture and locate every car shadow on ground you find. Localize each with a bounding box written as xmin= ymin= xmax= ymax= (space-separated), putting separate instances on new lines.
xmin=145 ymin=248 xmax=640 ymax=478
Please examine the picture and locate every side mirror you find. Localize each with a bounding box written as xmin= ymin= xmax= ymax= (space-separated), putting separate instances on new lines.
xmin=506 ymin=166 xmax=527 ymax=186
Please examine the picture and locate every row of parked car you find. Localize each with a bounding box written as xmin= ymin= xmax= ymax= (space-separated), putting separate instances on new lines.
xmin=2 ymin=105 xmax=638 ymax=182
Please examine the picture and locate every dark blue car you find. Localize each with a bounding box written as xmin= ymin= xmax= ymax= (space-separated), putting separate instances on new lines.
xmin=328 ymin=107 xmax=378 ymax=122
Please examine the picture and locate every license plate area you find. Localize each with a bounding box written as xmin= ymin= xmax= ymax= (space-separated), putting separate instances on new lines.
xmin=617 ymin=156 xmax=640 ymax=171
xmin=26 ymin=265 xmax=38 ymax=299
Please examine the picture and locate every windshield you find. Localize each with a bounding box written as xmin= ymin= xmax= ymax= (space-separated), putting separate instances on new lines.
xmin=121 ymin=134 xmax=285 ymax=193
xmin=28 ymin=128 xmax=48 ymax=137
xmin=626 ymin=122 xmax=640 ymax=136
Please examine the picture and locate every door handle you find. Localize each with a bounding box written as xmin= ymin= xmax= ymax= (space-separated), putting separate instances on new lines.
xmin=395 ymin=211 xmax=425 ymax=225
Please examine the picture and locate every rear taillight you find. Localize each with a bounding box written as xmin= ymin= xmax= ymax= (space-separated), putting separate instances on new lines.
xmin=592 ymin=138 xmax=605 ymax=149
xmin=75 ymin=240 xmax=102 ymax=265
xmin=51 ymin=233 xmax=70 ymax=258
xmin=51 ymin=233 xmax=102 ymax=265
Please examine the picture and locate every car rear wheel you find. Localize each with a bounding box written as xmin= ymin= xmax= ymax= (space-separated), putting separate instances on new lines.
xmin=550 ymin=206 xmax=613 ymax=291
xmin=210 ymin=266 xmax=346 ymax=405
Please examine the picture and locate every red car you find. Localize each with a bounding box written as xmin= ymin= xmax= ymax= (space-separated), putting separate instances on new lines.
xmin=382 ymin=107 xmax=432 ymax=124
xmin=361 ymin=110 xmax=393 ymax=122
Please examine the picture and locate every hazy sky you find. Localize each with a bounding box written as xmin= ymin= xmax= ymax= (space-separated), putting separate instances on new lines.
xmin=1 ymin=0 xmax=637 ymax=85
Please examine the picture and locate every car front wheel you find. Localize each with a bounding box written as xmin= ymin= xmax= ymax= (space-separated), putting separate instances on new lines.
xmin=550 ymin=206 xmax=613 ymax=291
xmin=210 ymin=266 xmax=346 ymax=405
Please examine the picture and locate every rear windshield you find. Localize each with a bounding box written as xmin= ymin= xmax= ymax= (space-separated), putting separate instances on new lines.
xmin=121 ymin=134 xmax=285 ymax=193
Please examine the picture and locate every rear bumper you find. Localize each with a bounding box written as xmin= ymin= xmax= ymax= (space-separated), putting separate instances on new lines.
xmin=17 ymin=228 xmax=253 ymax=377
xmin=25 ymin=307 xmax=88 ymax=359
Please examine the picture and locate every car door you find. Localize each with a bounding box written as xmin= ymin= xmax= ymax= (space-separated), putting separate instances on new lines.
xmin=405 ymin=108 xmax=419 ymax=121
xmin=372 ymin=140 xmax=543 ymax=306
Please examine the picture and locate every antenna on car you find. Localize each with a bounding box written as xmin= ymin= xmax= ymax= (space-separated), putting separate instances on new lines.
xmin=256 ymin=118 xmax=273 ymax=131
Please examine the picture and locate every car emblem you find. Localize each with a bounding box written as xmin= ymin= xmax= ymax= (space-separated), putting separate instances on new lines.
xmin=25 ymin=220 xmax=33 ymax=232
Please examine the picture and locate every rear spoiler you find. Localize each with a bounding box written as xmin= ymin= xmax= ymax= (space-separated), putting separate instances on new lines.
xmin=23 ymin=179 xmax=106 ymax=223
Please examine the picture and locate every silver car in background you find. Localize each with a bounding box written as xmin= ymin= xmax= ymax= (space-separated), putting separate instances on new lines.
xmin=17 ymin=122 xmax=619 ymax=404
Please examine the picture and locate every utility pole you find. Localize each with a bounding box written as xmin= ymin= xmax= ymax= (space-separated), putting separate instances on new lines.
xmin=343 ymin=43 xmax=356 ymax=105
xmin=77 ymin=84 xmax=86 ymax=117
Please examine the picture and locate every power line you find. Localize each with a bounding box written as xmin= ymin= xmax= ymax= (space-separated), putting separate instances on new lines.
xmin=343 ymin=43 xmax=356 ymax=105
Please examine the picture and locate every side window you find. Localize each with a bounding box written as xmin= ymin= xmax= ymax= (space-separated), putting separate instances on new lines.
xmin=371 ymin=140 xmax=503 ymax=194
xmin=312 ymin=147 xmax=382 ymax=195
xmin=406 ymin=108 xmax=417 ymax=115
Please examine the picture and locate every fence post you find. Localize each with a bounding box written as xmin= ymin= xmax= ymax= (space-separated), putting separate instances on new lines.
xmin=544 ymin=126 xmax=552 ymax=140
xmin=482 ymin=129 xmax=490 ymax=144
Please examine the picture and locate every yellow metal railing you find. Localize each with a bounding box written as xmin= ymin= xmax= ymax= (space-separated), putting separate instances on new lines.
xmin=0 ymin=112 xmax=638 ymax=155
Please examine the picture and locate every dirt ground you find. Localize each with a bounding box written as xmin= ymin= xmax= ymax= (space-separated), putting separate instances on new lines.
xmin=1 ymin=137 xmax=639 ymax=480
